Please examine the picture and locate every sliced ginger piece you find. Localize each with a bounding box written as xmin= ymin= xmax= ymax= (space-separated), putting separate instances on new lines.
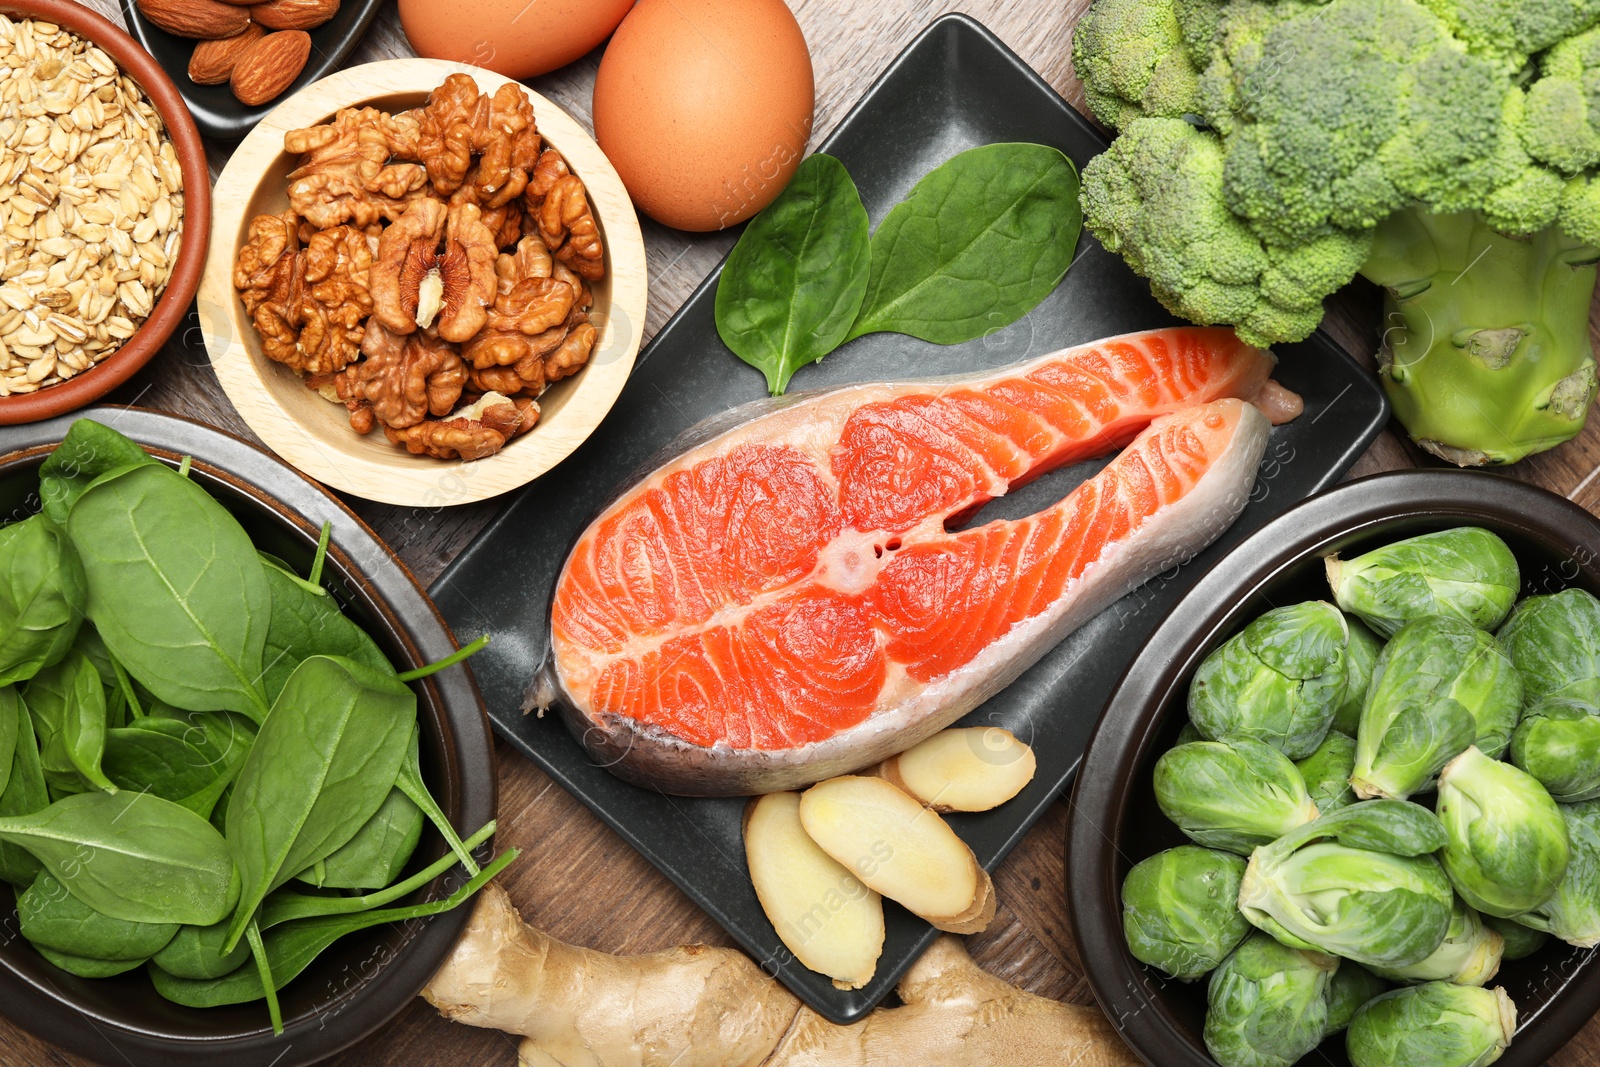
xmin=878 ymin=727 xmax=1037 ymax=813
xmin=798 ymin=776 xmax=996 ymax=935
xmin=744 ymin=792 xmax=885 ymax=990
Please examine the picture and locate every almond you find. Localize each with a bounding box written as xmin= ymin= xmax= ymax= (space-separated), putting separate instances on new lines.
xmin=248 ymin=0 xmax=339 ymax=31
xmin=187 ymin=23 xmax=264 ymax=84
xmin=229 ymin=29 xmax=310 ymax=106
xmin=136 ymin=0 xmax=253 ymax=39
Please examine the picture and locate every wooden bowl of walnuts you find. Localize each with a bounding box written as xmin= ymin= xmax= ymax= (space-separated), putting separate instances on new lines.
xmin=199 ymin=58 xmax=648 ymax=507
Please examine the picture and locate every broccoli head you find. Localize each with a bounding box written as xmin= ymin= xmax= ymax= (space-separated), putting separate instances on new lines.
xmin=1071 ymin=0 xmax=1210 ymax=129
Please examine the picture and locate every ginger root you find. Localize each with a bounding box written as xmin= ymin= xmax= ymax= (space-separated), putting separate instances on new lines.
xmin=877 ymin=728 xmax=1037 ymax=814
xmin=423 ymin=883 xmax=1141 ymax=1067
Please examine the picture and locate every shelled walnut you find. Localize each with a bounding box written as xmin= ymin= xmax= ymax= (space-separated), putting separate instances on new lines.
xmin=233 ymin=73 xmax=608 ymax=463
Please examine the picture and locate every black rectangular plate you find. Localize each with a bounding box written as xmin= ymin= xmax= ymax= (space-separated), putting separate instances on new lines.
xmin=429 ymin=13 xmax=1390 ymax=1024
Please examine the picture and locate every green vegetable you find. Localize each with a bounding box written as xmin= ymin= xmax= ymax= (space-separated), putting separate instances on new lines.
xmin=1369 ymin=897 xmax=1504 ymax=987
xmin=259 ymin=562 xmax=392 ymax=705
xmin=150 ymin=919 xmax=250 ymax=981
xmin=1153 ymin=738 xmax=1318 ymax=854
xmin=1073 ymin=0 xmax=1600 ymax=465
xmin=1326 ymin=529 xmax=1520 ymax=637
xmin=66 ymin=462 xmax=272 ymax=721
xmin=1351 ymin=617 xmax=1522 ymax=800
xmin=0 ymin=515 xmax=86 ymax=687
xmin=1510 ymin=699 xmax=1600 ymax=801
xmin=152 ymin=848 xmax=518 ymax=1009
xmin=18 ymin=870 xmax=177 ymax=960
xmin=36 ymin=418 xmax=156 ymax=527
xmin=0 ymin=698 xmax=48 ymax=887
xmin=1483 ymin=915 xmax=1549 ymax=961
xmin=57 ymin=653 xmax=114 ymax=794
xmin=1499 ymin=589 xmax=1600 ymax=706
xmin=0 ymin=687 xmax=20 ymax=801
xmin=714 ymin=154 xmax=870 ymax=395
xmin=1297 ymin=731 xmax=1358 ymax=815
xmin=847 ymin=144 xmax=1081 ymax=345
xmin=395 ymin=723 xmax=481 ymax=877
xmin=37 ymin=946 xmax=147 ymax=978
xmin=1238 ymin=801 xmax=1453 ymax=968
xmin=223 ymin=655 xmax=415 ymax=950
xmin=1121 ymin=845 xmax=1249 ymax=980
xmin=0 ymin=790 xmax=238 ymax=926
xmin=1437 ymin=746 xmax=1570 ymax=918
xmin=296 ymin=787 xmax=422 ymax=890
xmin=1203 ymin=931 xmax=1335 ymax=1067
xmin=1325 ymin=963 xmax=1388 ymax=1035
xmin=1512 ymin=798 xmax=1600 ymax=947
xmin=1346 ymin=983 xmax=1515 ymax=1067
xmin=1188 ymin=602 xmax=1348 ymax=759
xmin=102 ymin=726 xmax=226 ymax=807
xmin=1332 ymin=618 xmax=1383 ymax=736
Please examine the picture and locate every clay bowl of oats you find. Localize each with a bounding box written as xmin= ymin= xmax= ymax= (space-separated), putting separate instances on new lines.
xmin=200 ymin=58 xmax=648 ymax=507
xmin=0 ymin=0 xmax=209 ymax=425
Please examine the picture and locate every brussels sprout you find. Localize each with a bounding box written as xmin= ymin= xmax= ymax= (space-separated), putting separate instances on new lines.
xmin=1325 ymin=962 xmax=1388 ymax=1035
xmin=1332 ymin=617 xmax=1383 ymax=736
xmin=1189 ymin=602 xmax=1348 ymax=759
xmin=1326 ymin=528 xmax=1520 ymax=638
xmin=1499 ymin=588 xmax=1600 ymax=706
xmin=1509 ymin=699 xmax=1600 ymax=802
xmin=1297 ymin=731 xmax=1357 ymax=815
xmin=1346 ymin=983 xmax=1515 ymax=1067
xmin=1238 ymin=801 xmax=1454 ymax=968
xmin=1121 ymin=846 xmax=1249 ymax=980
xmin=1369 ymin=896 xmax=1504 ymax=987
xmin=1437 ymin=747 xmax=1570 ymax=918
xmin=1204 ymin=932 xmax=1336 ymax=1067
xmin=1513 ymin=799 xmax=1600 ymax=948
xmin=1483 ymin=915 xmax=1549 ymax=961
xmin=1154 ymin=738 xmax=1319 ymax=855
xmin=1351 ymin=617 xmax=1522 ymax=800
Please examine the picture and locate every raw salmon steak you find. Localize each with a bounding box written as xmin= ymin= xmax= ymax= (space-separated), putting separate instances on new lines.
xmin=543 ymin=327 xmax=1297 ymax=795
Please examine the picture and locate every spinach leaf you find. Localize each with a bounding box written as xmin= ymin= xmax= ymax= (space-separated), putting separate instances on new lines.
xmin=0 ymin=698 xmax=47 ymax=887
xmin=396 ymin=723 xmax=479 ymax=877
xmin=59 ymin=655 xmax=115 ymax=794
xmin=0 ymin=687 xmax=20 ymax=800
xmin=152 ymin=848 xmax=518 ymax=1008
xmin=0 ymin=791 xmax=239 ymax=926
xmin=103 ymin=727 xmax=221 ymax=805
xmin=847 ymin=143 xmax=1082 ymax=344
xmin=714 ymin=154 xmax=870 ymax=395
xmin=223 ymin=655 xmax=415 ymax=950
xmin=294 ymin=787 xmax=422 ymax=891
xmin=37 ymin=418 xmax=156 ymax=528
xmin=0 ymin=515 xmax=87 ymax=688
xmin=24 ymin=652 xmax=92 ymax=798
xmin=18 ymin=870 xmax=178 ymax=959
xmin=269 ymin=820 xmax=495 ymax=927
xmin=244 ymin=917 xmax=282 ymax=1033
xmin=67 ymin=462 xmax=272 ymax=721
xmin=37 ymin=945 xmax=147 ymax=978
xmin=150 ymin=918 xmax=250 ymax=980
xmin=259 ymin=564 xmax=391 ymax=705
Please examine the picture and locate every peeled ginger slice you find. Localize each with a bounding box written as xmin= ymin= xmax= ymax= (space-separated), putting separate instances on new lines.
xmin=878 ymin=727 xmax=1037 ymax=812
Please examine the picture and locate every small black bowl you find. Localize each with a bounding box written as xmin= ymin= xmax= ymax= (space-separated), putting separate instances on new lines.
xmin=0 ymin=406 xmax=497 ymax=1067
xmin=120 ymin=0 xmax=387 ymax=140
xmin=1067 ymin=470 xmax=1600 ymax=1067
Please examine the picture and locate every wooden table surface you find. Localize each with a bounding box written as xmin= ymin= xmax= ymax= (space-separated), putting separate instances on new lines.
xmin=10 ymin=0 xmax=1600 ymax=1063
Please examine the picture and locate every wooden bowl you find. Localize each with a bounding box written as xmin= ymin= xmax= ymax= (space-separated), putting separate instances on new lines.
xmin=200 ymin=58 xmax=648 ymax=507
xmin=1067 ymin=470 xmax=1600 ymax=1067
xmin=0 ymin=406 xmax=497 ymax=1067
xmin=0 ymin=0 xmax=210 ymax=427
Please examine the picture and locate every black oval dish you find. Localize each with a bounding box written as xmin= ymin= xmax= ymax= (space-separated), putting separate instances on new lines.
xmin=1067 ymin=469 xmax=1600 ymax=1067
xmin=120 ymin=0 xmax=386 ymax=140
xmin=0 ymin=407 xmax=497 ymax=1067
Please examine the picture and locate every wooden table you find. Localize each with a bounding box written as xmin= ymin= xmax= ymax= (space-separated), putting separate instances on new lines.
xmin=13 ymin=0 xmax=1600 ymax=1063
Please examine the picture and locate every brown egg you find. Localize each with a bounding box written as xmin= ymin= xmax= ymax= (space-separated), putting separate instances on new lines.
xmin=399 ymin=0 xmax=635 ymax=80
xmin=592 ymin=0 xmax=815 ymax=231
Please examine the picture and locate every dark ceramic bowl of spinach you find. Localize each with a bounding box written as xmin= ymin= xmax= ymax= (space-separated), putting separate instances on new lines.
xmin=0 ymin=406 xmax=497 ymax=1067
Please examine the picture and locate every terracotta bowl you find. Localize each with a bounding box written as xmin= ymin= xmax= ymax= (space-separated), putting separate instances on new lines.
xmin=1067 ymin=470 xmax=1600 ymax=1067
xmin=0 ymin=0 xmax=210 ymax=426
xmin=200 ymin=57 xmax=648 ymax=507
xmin=0 ymin=407 xmax=497 ymax=1067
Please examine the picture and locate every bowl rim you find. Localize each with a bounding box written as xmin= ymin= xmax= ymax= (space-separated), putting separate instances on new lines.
xmin=0 ymin=405 xmax=497 ymax=1067
xmin=0 ymin=0 xmax=211 ymax=427
xmin=199 ymin=56 xmax=649 ymax=507
xmin=1065 ymin=468 xmax=1600 ymax=1067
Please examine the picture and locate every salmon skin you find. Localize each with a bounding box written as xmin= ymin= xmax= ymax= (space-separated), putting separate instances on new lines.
xmin=540 ymin=327 xmax=1296 ymax=796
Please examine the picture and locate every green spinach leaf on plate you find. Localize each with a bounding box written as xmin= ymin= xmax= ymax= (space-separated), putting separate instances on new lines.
xmin=0 ymin=515 xmax=86 ymax=688
xmin=19 ymin=869 xmax=178 ymax=960
xmin=36 ymin=418 xmax=156 ymax=528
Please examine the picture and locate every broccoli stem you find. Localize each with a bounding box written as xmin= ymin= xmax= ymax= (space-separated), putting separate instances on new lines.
xmin=1360 ymin=209 xmax=1600 ymax=466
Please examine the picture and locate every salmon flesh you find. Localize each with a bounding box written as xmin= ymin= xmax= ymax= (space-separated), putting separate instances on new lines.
xmin=544 ymin=327 xmax=1296 ymax=795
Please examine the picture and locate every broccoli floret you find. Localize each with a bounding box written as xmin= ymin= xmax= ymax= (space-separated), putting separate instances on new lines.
xmin=1081 ymin=118 xmax=1371 ymax=347
xmin=1524 ymin=27 xmax=1600 ymax=173
xmin=1071 ymin=0 xmax=1210 ymax=129
xmin=1417 ymin=0 xmax=1600 ymax=70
